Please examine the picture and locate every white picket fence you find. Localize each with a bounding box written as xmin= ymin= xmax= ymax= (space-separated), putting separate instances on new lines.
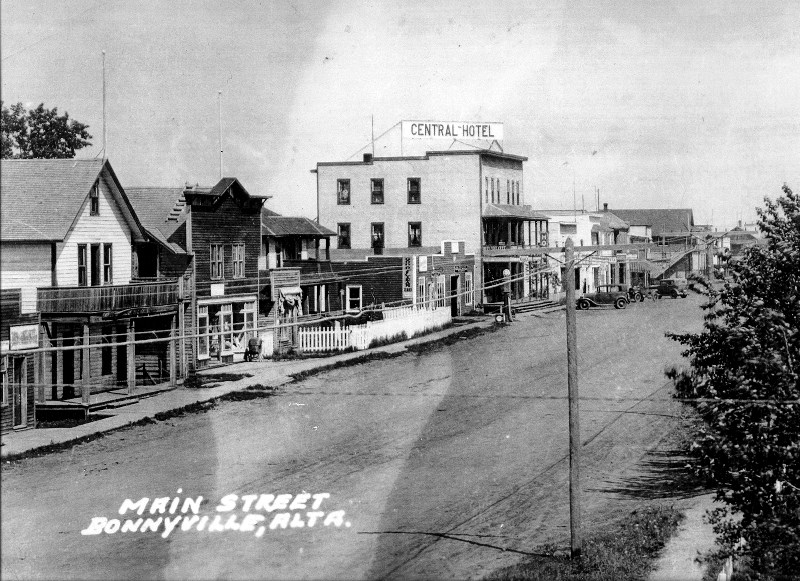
xmin=296 ymin=306 xmax=451 ymax=353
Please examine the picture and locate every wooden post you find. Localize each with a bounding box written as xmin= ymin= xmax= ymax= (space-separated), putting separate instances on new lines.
xmin=81 ymin=323 xmax=91 ymax=404
xmin=565 ymin=237 xmax=581 ymax=558
xmin=169 ymin=315 xmax=177 ymax=387
xmin=127 ymin=320 xmax=135 ymax=395
xmin=178 ymin=303 xmax=186 ymax=379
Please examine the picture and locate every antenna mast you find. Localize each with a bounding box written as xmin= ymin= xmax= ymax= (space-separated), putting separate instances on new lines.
xmin=102 ymin=50 xmax=107 ymax=160
xmin=218 ymin=91 xmax=223 ymax=179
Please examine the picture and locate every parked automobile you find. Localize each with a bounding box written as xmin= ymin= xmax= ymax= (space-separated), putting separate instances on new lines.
xmin=627 ymin=285 xmax=645 ymax=302
xmin=576 ymin=284 xmax=629 ymax=310
xmin=652 ymin=279 xmax=688 ymax=299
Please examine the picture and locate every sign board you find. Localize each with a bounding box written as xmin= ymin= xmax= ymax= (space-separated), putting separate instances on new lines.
xmin=210 ymin=283 xmax=225 ymax=297
xmin=402 ymin=121 xmax=503 ymax=141
xmin=402 ymin=257 xmax=413 ymax=296
xmin=418 ymin=256 xmax=428 ymax=272
xmin=270 ymin=268 xmax=301 ymax=300
xmin=10 ymin=324 xmax=39 ymax=350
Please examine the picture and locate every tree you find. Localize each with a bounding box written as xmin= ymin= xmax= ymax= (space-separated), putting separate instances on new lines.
xmin=1 ymin=101 xmax=92 ymax=159
xmin=668 ymin=185 xmax=799 ymax=578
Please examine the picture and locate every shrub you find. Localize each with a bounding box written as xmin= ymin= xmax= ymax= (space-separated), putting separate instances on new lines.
xmin=668 ymin=185 xmax=800 ymax=578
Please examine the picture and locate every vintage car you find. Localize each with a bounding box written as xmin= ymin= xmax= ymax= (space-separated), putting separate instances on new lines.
xmin=653 ymin=279 xmax=688 ymax=299
xmin=576 ymin=284 xmax=629 ymax=310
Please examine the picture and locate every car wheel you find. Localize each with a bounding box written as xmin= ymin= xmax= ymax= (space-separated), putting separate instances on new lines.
xmin=577 ymin=299 xmax=589 ymax=310
xmin=634 ymin=292 xmax=644 ymax=302
xmin=614 ymin=297 xmax=627 ymax=309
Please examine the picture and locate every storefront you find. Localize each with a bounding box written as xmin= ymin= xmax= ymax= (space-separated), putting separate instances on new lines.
xmin=196 ymin=296 xmax=257 ymax=366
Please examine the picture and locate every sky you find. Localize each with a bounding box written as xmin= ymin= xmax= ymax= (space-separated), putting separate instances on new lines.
xmin=2 ymin=0 xmax=798 ymax=229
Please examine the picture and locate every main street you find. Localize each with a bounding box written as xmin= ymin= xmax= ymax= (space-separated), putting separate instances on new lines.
xmin=1 ymin=295 xmax=704 ymax=580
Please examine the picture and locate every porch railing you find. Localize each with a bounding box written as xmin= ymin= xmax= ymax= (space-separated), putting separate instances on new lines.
xmin=38 ymin=280 xmax=180 ymax=313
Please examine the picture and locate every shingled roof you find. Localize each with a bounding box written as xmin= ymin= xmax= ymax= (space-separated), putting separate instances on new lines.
xmin=125 ymin=187 xmax=188 ymax=253
xmin=609 ymin=209 xmax=694 ymax=238
xmin=482 ymin=204 xmax=548 ymax=220
xmin=261 ymin=214 xmax=335 ymax=237
xmin=0 ymin=158 xmax=143 ymax=242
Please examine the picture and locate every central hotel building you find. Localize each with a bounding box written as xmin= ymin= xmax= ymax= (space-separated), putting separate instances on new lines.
xmin=315 ymin=149 xmax=549 ymax=304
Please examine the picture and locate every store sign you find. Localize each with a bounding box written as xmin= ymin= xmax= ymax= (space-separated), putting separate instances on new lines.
xmin=10 ymin=324 xmax=38 ymax=350
xmin=418 ymin=256 xmax=428 ymax=272
xmin=402 ymin=257 xmax=413 ymax=294
xmin=402 ymin=121 xmax=503 ymax=141
xmin=210 ymin=283 xmax=225 ymax=297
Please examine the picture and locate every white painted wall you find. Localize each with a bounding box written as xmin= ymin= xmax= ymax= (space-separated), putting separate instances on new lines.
xmin=0 ymin=243 xmax=51 ymax=313
xmin=56 ymin=173 xmax=133 ymax=287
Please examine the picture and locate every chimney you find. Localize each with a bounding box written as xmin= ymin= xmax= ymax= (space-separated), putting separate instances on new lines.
xmin=603 ymin=203 xmax=608 ymax=212
xmin=363 ymin=153 xmax=373 ymax=163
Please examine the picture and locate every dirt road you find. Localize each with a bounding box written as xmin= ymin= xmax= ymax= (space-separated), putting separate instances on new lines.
xmin=1 ymin=295 xmax=704 ymax=580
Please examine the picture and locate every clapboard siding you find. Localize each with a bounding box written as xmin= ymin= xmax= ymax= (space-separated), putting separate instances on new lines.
xmin=192 ymin=195 xmax=261 ymax=298
xmin=56 ymin=173 xmax=134 ymax=287
xmin=0 ymin=244 xmax=51 ymax=313
xmin=329 ymin=258 xmax=403 ymax=310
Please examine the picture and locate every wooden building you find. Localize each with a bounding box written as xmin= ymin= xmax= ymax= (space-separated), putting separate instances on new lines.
xmin=1 ymin=289 xmax=37 ymax=433
xmin=0 ymin=159 xmax=182 ymax=420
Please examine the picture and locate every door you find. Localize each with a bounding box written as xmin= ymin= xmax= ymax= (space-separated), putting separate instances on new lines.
xmin=62 ymin=333 xmax=75 ymax=399
xmin=91 ymin=243 xmax=101 ymax=286
xmin=450 ymin=275 xmax=460 ymax=317
xmin=11 ymin=357 xmax=25 ymax=428
xmin=117 ymin=324 xmax=127 ymax=386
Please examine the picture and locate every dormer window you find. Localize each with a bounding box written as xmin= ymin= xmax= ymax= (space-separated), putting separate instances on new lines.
xmin=89 ymin=182 xmax=100 ymax=215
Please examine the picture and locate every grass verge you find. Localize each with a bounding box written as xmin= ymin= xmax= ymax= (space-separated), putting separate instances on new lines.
xmin=485 ymin=504 xmax=683 ymax=581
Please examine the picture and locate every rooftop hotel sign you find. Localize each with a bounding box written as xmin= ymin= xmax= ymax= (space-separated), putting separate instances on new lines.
xmin=402 ymin=121 xmax=503 ymax=141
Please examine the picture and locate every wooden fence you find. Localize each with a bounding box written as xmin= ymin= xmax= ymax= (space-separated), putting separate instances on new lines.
xmin=296 ymin=306 xmax=451 ymax=353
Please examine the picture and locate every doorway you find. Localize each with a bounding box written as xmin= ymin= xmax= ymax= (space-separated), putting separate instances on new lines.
xmin=117 ymin=324 xmax=127 ymax=387
xmin=11 ymin=356 xmax=26 ymax=428
xmin=450 ymin=275 xmax=460 ymax=317
xmin=62 ymin=333 xmax=75 ymax=399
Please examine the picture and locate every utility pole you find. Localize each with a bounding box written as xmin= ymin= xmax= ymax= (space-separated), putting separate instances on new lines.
xmin=565 ymin=237 xmax=582 ymax=558
xmin=102 ymin=50 xmax=107 ymax=160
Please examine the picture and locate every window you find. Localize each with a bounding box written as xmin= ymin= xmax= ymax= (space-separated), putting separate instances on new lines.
xmin=101 ymin=326 xmax=112 ymax=375
xmin=337 ymin=223 xmax=351 ymax=249
xmin=408 ymin=222 xmax=422 ymax=247
xmin=465 ymin=272 xmax=473 ymax=305
xmin=561 ymin=223 xmax=577 ymax=235
xmin=210 ymin=244 xmax=224 ymax=279
xmin=90 ymin=182 xmax=100 ymax=215
xmin=485 ymin=177 xmax=489 ymax=203
xmin=232 ymin=243 xmax=245 ymax=278
xmin=220 ymin=304 xmax=233 ymax=353
xmin=346 ymin=285 xmax=362 ymax=312
xmin=417 ymin=275 xmax=426 ymax=307
xmin=491 ymin=178 xmax=494 ymax=203
xmin=77 ymin=244 xmax=87 ymax=286
xmin=371 ymin=223 xmax=384 ymax=253
xmin=507 ymin=180 xmax=510 ymax=204
xmin=371 ymin=179 xmax=384 ymax=204
xmin=436 ymin=275 xmax=446 ymax=308
xmin=337 ymin=179 xmax=351 ymax=205
xmin=103 ymin=244 xmax=113 ymax=284
xmin=407 ymin=178 xmax=421 ymax=204
xmin=197 ymin=306 xmax=209 ymax=359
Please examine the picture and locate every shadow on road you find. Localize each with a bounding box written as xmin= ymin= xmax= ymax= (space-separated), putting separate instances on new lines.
xmin=592 ymin=448 xmax=709 ymax=500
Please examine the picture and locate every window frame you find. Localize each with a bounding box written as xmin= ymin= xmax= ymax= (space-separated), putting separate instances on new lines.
xmin=197 ymin=306 xmax=210 ymax=360
xmin=89 ymin=182 xmax=100 ymax=216
xmin=370 ymin=178 xmax=384 ymax=204
xmin=346 ymin=285 xmax=362 ymax=312
xmin=407 ymin=178 xmax=421 ymax=204
xmin=210 ymin=243 xmax=224 ymax=280
xmin=417 ymin=275 xmax=426 ymax=308
xmin=337 ymin=223 xmax=351 ymax=249
xmin=103 ymin=243 xmax=113 ymax=284
xmin=77 ymin=244 xmax=88 ymax=287
xmin=337 ymin=179 xmax=351 ymax=205
xmin=220 ymin=304 xmax=234 ymax=355
xmin=408 ymin=222 xmax=422 ymax=247
xmin=436 ymin=275 xmax=446 ymax=308
xmin=465 ymin=272 xmax=473 ymax=305
xmin=371 ymin=222 xmax=384 ymax=250
xmin=232 ymin=243 xmax=245 ymax=279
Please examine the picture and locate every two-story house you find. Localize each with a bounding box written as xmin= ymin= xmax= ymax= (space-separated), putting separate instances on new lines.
xmin=127 ymin=178 xmax=268 ymax=370
xmin=0 ymin=159 xmax=182 ymax=425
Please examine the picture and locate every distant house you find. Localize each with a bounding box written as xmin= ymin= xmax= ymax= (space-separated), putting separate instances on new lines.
xmin=609 ymin=208 xmax=695 ymax=242
xmin=0 ymin=159 xmax=182 ymax=426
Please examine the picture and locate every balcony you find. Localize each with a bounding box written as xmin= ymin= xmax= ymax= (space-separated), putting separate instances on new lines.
xmin=38 ymin=280 xmax=181 ymax=314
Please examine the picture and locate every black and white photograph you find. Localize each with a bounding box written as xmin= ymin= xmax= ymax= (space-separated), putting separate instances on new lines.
xmin=1 ymin=1 xmax=798 ymax=579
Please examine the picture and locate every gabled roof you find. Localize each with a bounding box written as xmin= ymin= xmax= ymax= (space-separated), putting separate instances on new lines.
xmin=0 ymin=158 xmax=144 ymax=242
xmin=261 ymin=214 xmax=335 ymax=237
xmin=482 ymin=204 xmax=548 ymax=220
xmin=601 ymin=211 xmax=629 ymax=231
xmin=609 ymin=209 xmax=694 ymax=238
xmin=184 ymin=177 xmax=271 ymax=203
xmin=125 ymin=187 xmax=188 ymax=253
